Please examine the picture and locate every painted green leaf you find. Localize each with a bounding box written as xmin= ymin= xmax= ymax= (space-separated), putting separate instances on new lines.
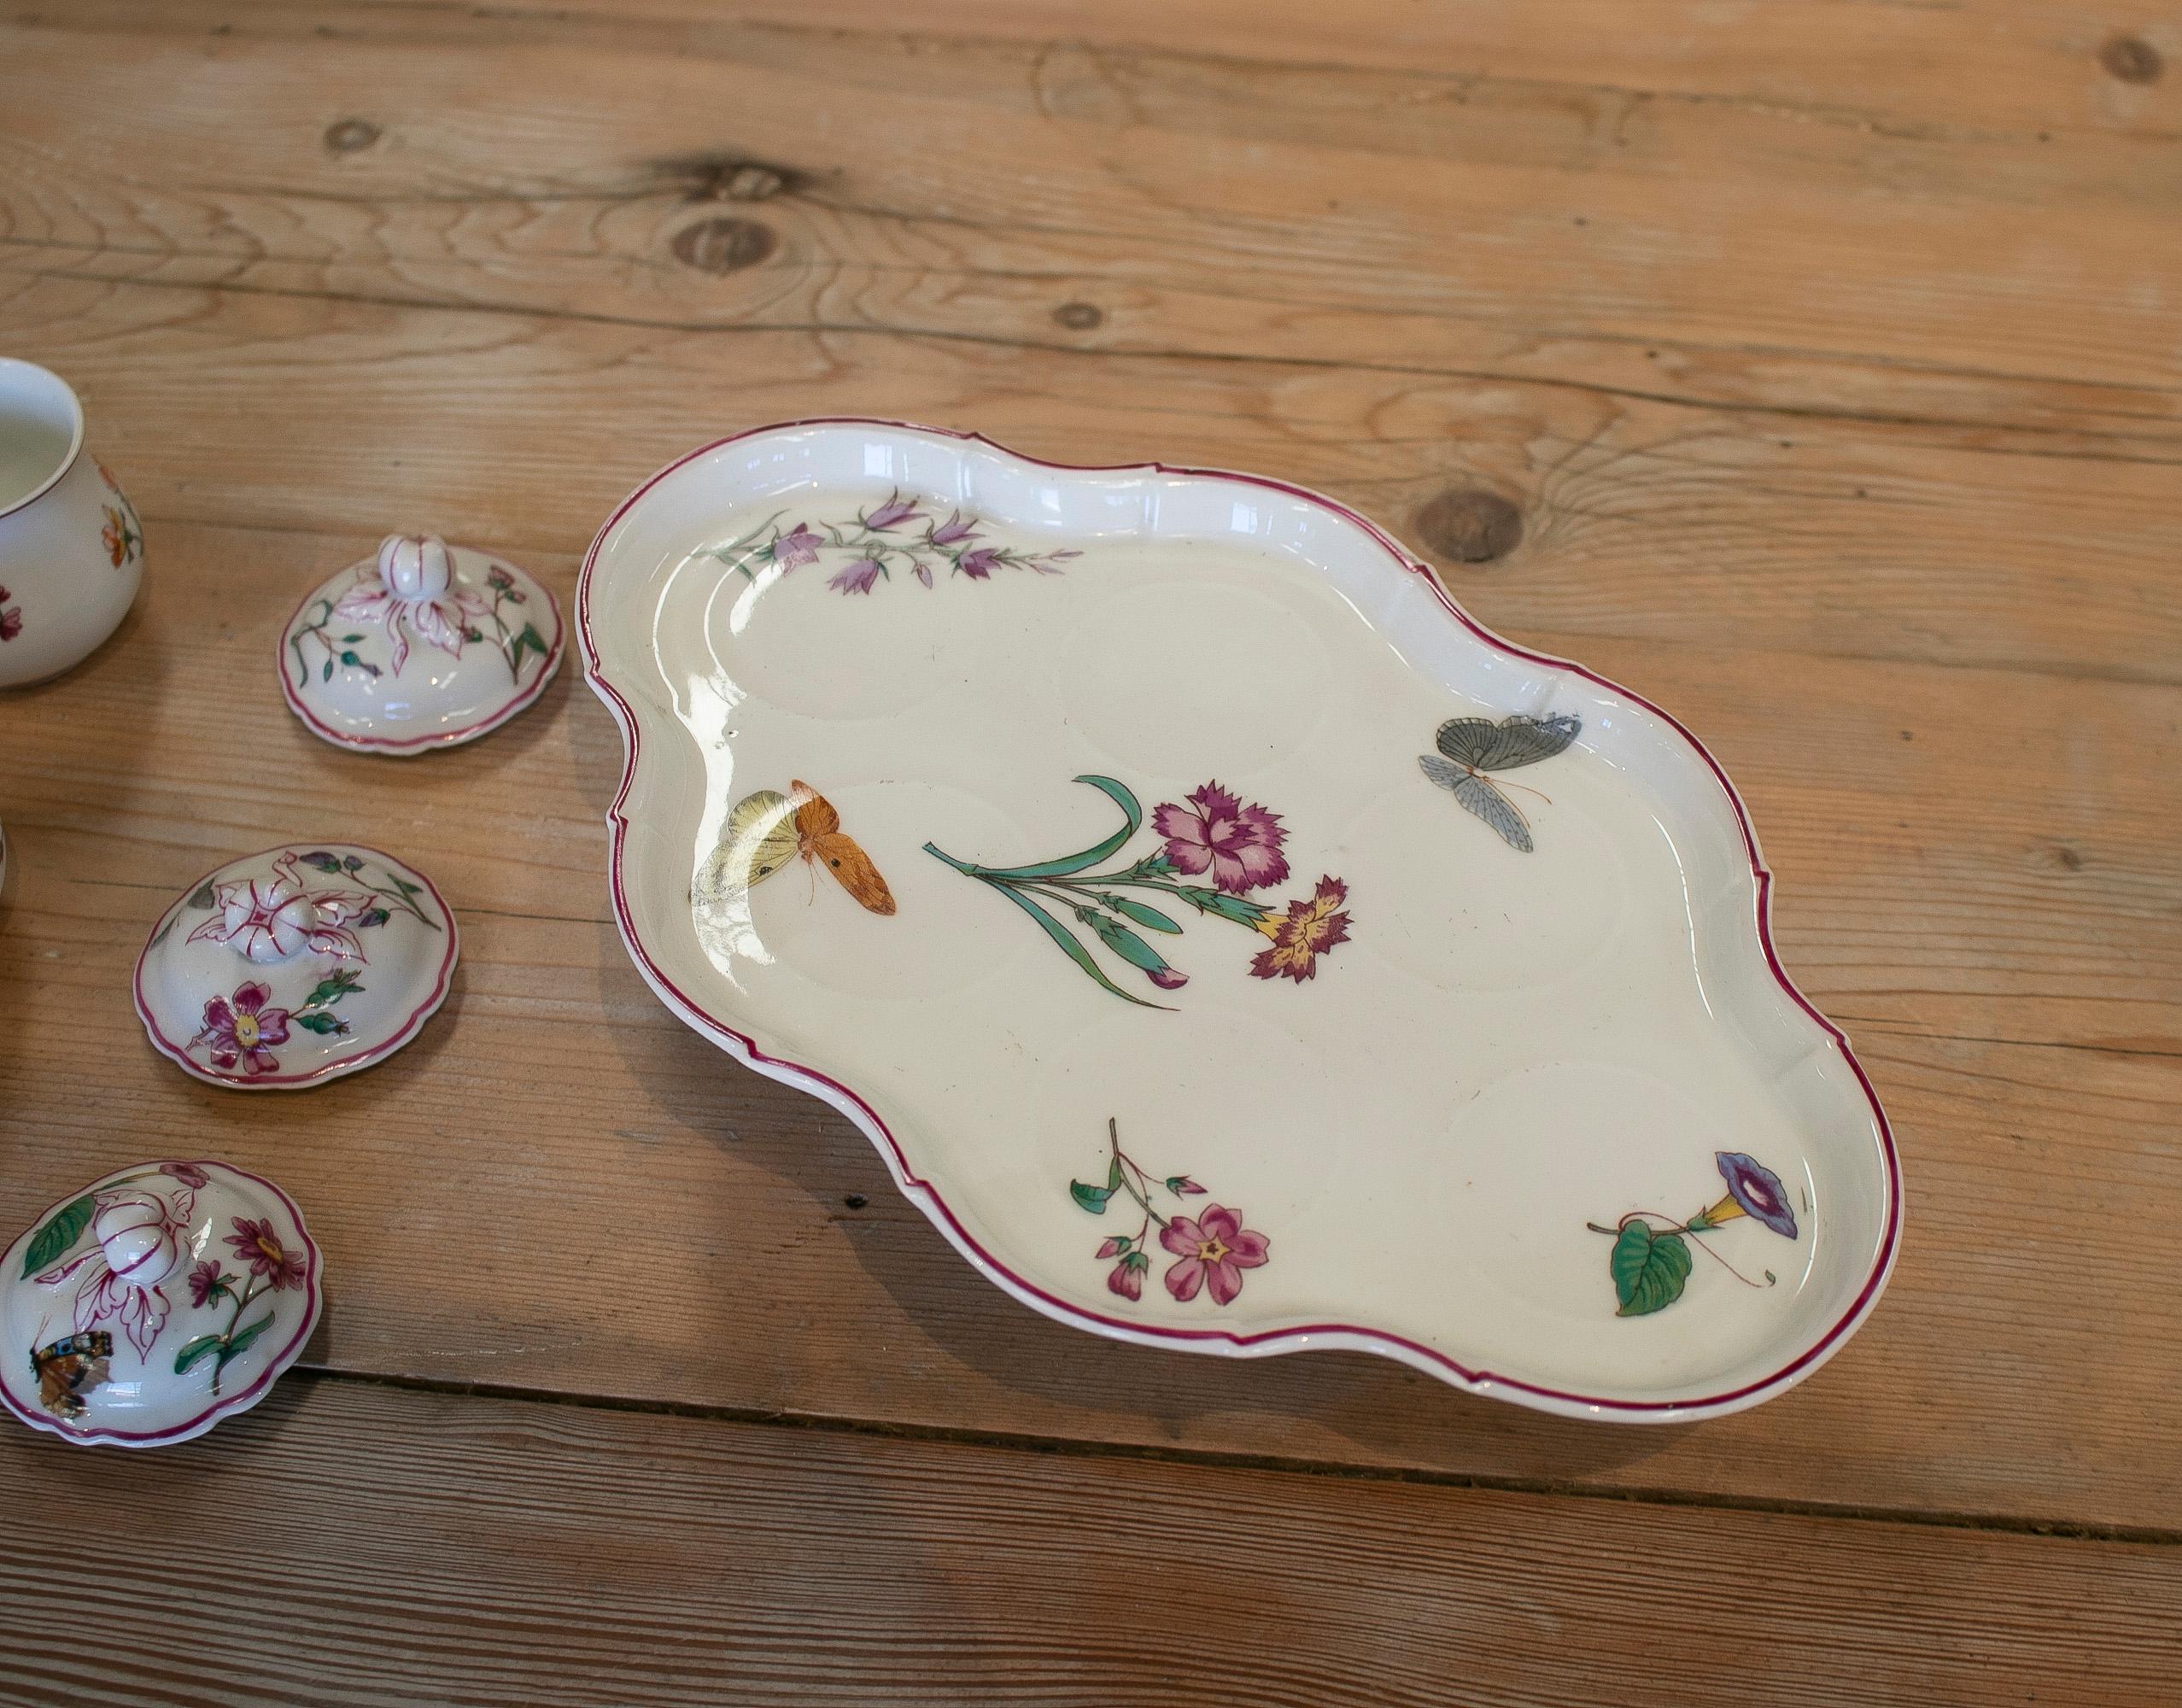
xmin=1098 ymin=893 xmax=1182 ymax=934
xmin=1107 ymin=1156 xmax=1123 ymax=1190
xmin=223 ymin=1314 xmax=275 ymax=1361
xmin=518 ymin=621 xmax=547 ymax=659
xmin=1167 ymin=885 xmax=1273 ymax=927
xmin=946 ymin=775 xmax=1143 ymax=882
xmin=1085 ymin=911 xmax=1174 ymax=980
xmin=301 ymin=970 xmax=363 ymax=1009
xmin=1070 ymin=1180 xmax=1114 ymax=1213
xmin=20 ymin=1194 xmax=96 ymax=1278
xmin=292 ymin=1011 xmax=350 ymax=1035
xmin=974 ymin=880 xmax=1166 ymax=1009
xmin=321 ymin=658 xmax=333 ymax=681
xmin=1611 ymin=1222 xmax=1693 ymax=1317
xmin=173 ymin=1332 xmax=227 ymax=1375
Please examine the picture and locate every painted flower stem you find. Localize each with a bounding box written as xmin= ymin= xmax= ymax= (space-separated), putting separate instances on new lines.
xmin=929 ymin=775 xmax=1349 ymax=1004
xmin=1106 ymin=1120 xmax=1173 ymax=1237
xmin=1586 ymin=1209 xmax=1768 ymax=1289
xmin=203 ymin=1276 xmax=266 ymax=1396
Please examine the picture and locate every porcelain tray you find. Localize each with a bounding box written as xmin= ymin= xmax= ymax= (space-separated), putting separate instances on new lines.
xmin=580 ymin=419 xmax=1902 ymax=1422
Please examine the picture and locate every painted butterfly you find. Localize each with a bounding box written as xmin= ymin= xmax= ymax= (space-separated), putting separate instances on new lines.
xmin=1419 ymin=712 xmax=1582 ymax=852
xmin=32 ymin=1331 xmax=112 ymax=1421
xmin=699 ymin=780 xmax=896 ymax=915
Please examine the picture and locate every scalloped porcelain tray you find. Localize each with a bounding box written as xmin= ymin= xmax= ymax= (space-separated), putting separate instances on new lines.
xmin=580 ymin=419 xmax=1901 ymax=1423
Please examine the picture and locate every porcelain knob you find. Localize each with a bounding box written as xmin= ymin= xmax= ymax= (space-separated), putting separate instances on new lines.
xmin=378 ymin=533 xmax=454 ymax=600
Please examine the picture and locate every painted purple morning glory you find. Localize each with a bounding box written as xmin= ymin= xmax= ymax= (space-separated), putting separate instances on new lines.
xmin=1713 ymin=1151 xmax=1798 ymax=1239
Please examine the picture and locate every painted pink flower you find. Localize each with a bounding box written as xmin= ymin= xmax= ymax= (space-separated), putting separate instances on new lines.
xmin=333 ymin=535 xmax=489 ymax=677
xmin=191 ymin=981 xmax=292 ymax=1076
xmin=1146 ymin=965 xmax=1189 ymax=991
xmin=829 ymin=558 xmax=884 ymax=595
xmin=1153 ymin=782 xmax=1289 ymax=895
xmin=956 ymin=547 xmax=1000 ymax=581
xmin=36 ymin=1188 xmax=191 ymax=1356
xmin=161 ymin=1162 xmax=211 ymax=1190
xmin=1108 ymin=1255 xmax=1146 ymax=1300
xmin=914 ymin=562 xmax=933 ymax=588
xmin=1160 ymin=1205 xmax=1270 ymax=1306
xmin=225 ymin=1217 xmax=307 ymax=1290
xmin=187 ymin=1259 xmax=227 ymax=1308
xmin=770 ymin=523 xmax=822 ymax=569
xmin=1250 ymin=875 xmax=1352 ymax=983
xmin=187 ymin=852 xmax=376 ymax=963
xmin=927 ymin=510 xmax=980 ymax=547
xmin=0 ymin=587 xmax=19 ymax=642
xmin=861 ymin=489 xmax=920 ymax=531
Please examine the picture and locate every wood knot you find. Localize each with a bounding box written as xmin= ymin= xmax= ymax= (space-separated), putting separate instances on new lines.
xmin=2100 ymin=35 xmax=2162 ymax=84
xmin=843 ymin=1193 xmax=869 ymax=1209
xmin=323 ymin=118 xmax=382 ymax=155
xmin=672 ymin=155 xmax=802 ymax=202
xmin=672 ymin=217 xmax=777 ymax=274
xmin=1052 ymin=301 xmax=1103 ymax=330
xmin=1415 ymin=488 xmax=1524 ymax=564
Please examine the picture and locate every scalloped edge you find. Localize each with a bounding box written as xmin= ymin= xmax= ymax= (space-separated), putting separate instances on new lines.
xmin=579 ymin=418 xmax=1904 ymax=1424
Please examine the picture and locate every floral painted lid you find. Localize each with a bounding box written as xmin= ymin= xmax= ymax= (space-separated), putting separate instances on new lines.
xmin=1 ymin=1160 xmax=322 ymax=1447
xmin=279 ymin=533 xmax=562 ymax=752
xmin=134 ymin=844 xmax=458 ymax=1089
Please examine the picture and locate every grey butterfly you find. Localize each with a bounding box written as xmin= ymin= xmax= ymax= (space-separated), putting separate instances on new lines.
xmin=1419 ymin=713 xmax=1582 ymax=852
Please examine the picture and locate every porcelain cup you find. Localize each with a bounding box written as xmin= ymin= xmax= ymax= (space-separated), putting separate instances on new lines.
xmin=0 ymin=359 xmax=144 ymax=687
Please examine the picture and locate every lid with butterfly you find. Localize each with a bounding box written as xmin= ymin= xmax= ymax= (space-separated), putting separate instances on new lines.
xmin=2 ymin=1161 xmax=323 ymax=1447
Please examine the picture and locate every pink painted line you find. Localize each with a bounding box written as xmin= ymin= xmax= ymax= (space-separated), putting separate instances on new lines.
xmin=578 ymin=418 xmax=1904 ymax=1420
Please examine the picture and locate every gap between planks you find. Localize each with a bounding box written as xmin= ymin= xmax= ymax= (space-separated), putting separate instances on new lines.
xmin=292 ymin=1364 xmax=2182 ymax=1551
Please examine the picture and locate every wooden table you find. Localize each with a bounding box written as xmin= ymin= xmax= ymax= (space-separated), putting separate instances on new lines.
xmin=3 ymin=3 xmax=2178 ymax=1701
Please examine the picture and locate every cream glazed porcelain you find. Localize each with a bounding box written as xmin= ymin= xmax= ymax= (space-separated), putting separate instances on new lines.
xmin=280 ymin=533 xmax=562 ymax=752
xmin=135 ymin=844 xmax=458 ymax=1089
xmin=1 ymin=1161 xmax=321 ymax=1447
xmin=580 ymin=419 xmax=1904 ymax=1423
xmin=0 ymin=357 xmax=144 ymax=687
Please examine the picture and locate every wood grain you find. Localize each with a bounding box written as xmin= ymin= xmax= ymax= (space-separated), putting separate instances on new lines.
xmin=3 ymin=5 xmax=2179 ymax=455
xmin=1 ymin=0 xmax=2179 ymax=1679
xmin=0 ymin=1374 xmax=2175 ymax=1708
xmin=0 ymin=513 xmax=2175 ymax=1532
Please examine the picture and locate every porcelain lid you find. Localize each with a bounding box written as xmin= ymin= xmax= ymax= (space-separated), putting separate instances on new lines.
xmin=2 ymin=1160 xmax=322 ymax=1447
xmin=280 ymin=533 xmax=562 ymax=752
xmin=135 ymin=843 xmax=458 ymax=1089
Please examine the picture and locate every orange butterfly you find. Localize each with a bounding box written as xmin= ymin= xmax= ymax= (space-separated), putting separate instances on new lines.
xmin=703 ymin=780 xmax=896 ymax=915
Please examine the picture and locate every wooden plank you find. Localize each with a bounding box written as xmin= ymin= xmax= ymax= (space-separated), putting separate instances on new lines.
xmin=3 ymin=8 xmax=2179 ymax=453
xmin=0 ymin=1375 xmax=2173 ymax=1707
xmin=0 ymin=273 xmax=2176 ymax=691
xmin=1 ymin=512 xmax=2176 ymax=1531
